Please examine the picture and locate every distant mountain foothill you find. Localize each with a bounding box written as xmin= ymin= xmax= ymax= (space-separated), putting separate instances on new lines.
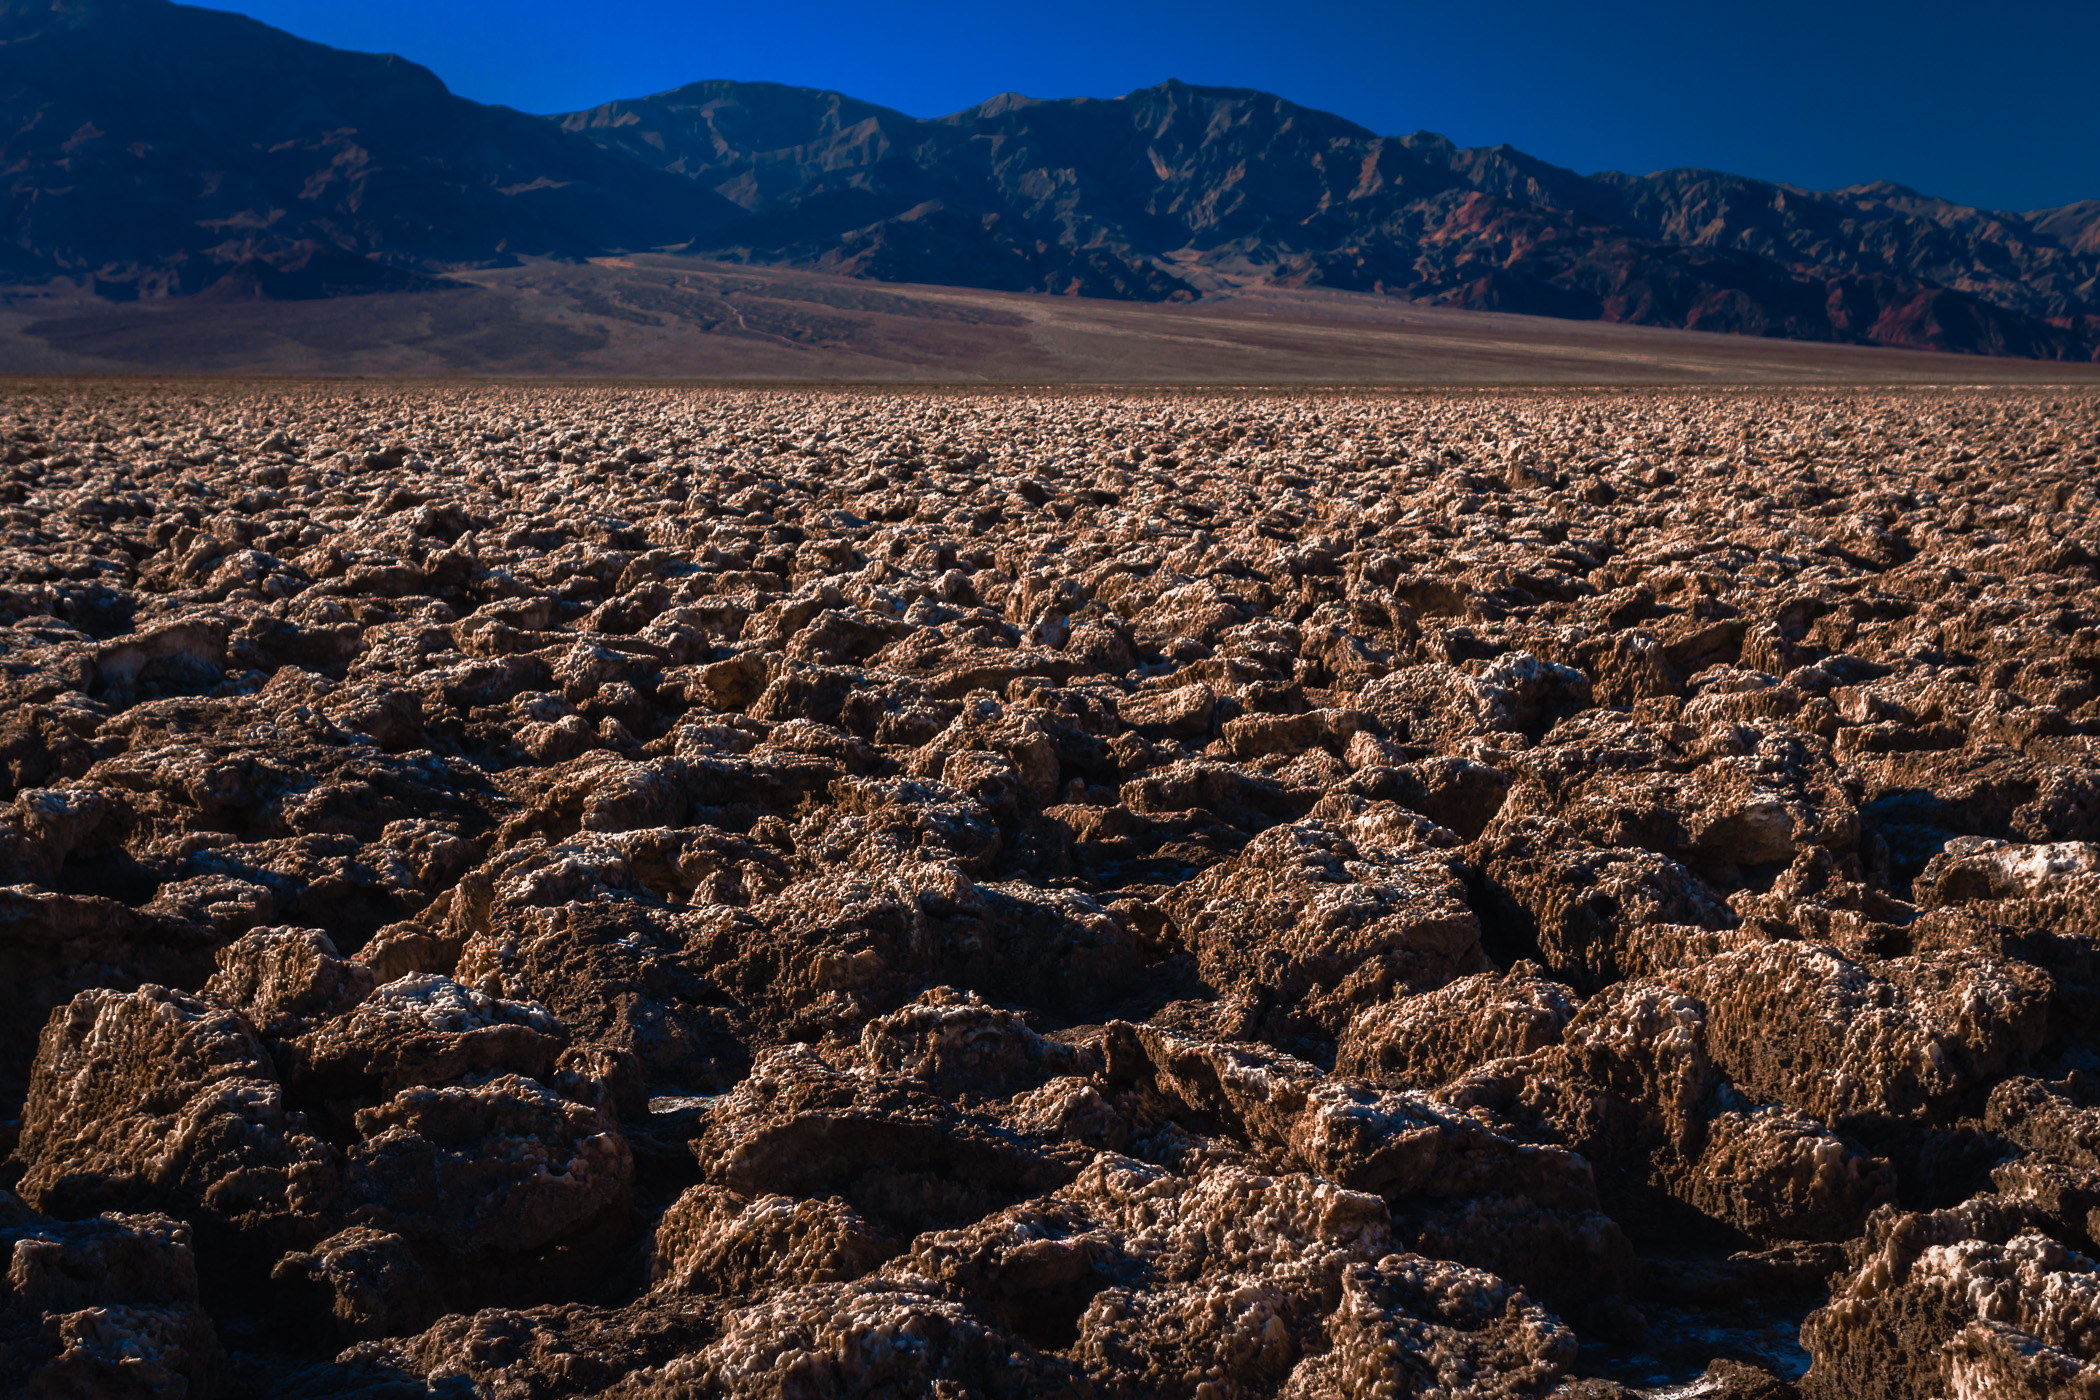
xmin=4 ymin=0 xmax=2096 ymax=358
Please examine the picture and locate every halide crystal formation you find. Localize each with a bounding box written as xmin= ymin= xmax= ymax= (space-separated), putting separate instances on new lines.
xmin=0 ymin=383 xmax=2097 ymax=1398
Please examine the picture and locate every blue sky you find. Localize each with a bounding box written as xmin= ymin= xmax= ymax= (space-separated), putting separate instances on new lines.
xmin=212 ymin=0 xmax=2099 ymax=212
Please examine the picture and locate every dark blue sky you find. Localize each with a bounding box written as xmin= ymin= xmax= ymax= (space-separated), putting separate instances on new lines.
xmin=214 ymin=0 xmax=2098 ymax=213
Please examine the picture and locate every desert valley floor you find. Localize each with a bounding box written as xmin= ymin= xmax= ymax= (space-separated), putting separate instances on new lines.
xmin=2 ymin=381 xmax=2099 ymax=1398
xmin=11 ymin=261 xmax=2100 ymax=384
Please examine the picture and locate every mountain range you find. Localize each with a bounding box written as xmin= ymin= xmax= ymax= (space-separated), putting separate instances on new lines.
xmin=5 ymin=0 xmax=2097 ymax=359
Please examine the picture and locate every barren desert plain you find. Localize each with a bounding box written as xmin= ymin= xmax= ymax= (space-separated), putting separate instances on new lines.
xmin=2 ymin=377 xmax=2100 ymax=1400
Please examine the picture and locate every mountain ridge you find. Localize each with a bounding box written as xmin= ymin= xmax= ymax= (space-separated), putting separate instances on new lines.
xmin=564 ymin=75 xmax=2096 ymax=356
xmin=2 ymin=0 xmax=2094 ymax=359
xmin=0 ymin=0 xmax=742 ymax=296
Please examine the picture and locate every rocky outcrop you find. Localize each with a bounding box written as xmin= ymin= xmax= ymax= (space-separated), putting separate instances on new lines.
xmin=1800 ymin=1198 xmax=2100 ymax=1400
xmin=1336 ymin=962 xmax=1579 ymax=1089
xmin=1163 ymin=818 xmax=1487 ymax=1039
xmin=0 ymin=1197 xmax=225 ymax=1399
xmin=12 ymin=984 xmax=340 ymax=1250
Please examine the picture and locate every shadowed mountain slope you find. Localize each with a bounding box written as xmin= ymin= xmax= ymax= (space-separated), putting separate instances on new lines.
xmin=563 ymin=80 xmax=2100 ymax=358
xmin=0 ymin=0 xmax=741 ymax=297
xmin=1 ymin=0 xmax=2094 ymax=358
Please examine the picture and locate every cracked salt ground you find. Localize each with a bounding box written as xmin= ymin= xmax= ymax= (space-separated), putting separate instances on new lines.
xmin=0 ymin=382 xmax=2097 ymax=1397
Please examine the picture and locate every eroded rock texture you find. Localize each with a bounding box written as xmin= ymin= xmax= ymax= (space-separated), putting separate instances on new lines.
xmin=0 ymin=383 xmax=2097 ymax=1396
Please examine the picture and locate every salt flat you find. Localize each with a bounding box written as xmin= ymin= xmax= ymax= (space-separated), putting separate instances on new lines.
xmin=0 ymin=381 xmax=2096 ymax=1396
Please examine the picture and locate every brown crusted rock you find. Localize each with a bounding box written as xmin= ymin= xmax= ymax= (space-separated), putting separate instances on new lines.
xmin=550 ymin=1042 xmax=647 ymax=1121
xmin=343 ymin=1072 xmax=631 ymax=1260
xmin=1356 ymin=653 xmax=1591 ymax=748
xmin=1336 ymin=961 xmax=1579 ymax=1091
xmin=92 ymin=618 xmax=227 ymax=703
xmin=1989 ymin=1075 xmax=2100 ymax=1169
xmin=1288 ymin=1081 xmax=1598 ymax=1211
xmin=693 ymin=867 xmax=966 ymax=1041
xmin=352 ymin=916 xmax=466 ymax=988
xmin=496 ymin=753 xmax=691 ymax=842
xmin=1164 ymin=819 xmax=1488 ymax=1037
xmin=1109 ymin=1021 xmax=1614 ymax=1308
xmin=3 ymin=782 xmax=109 ymax=881
xmin=319 ymin=680 xmax=425 ymax=749
xmin=1287 ymin=1082 xmax=1633 ymax=1324
xmin=1340 ymin=747 xmax=1515 ymax=831
xmin=1729 ymin=846 xmax=1914 ymax=960
xmin=1395 ymin=754 xmax=1515 ymax=840
xmin=270 ymin=1225 xmax=438 ymax=1344
xmin=1674 ymin=737 xmax=1859 ymax=874
xmin=467 ymin=826 xmax=789 ymax=917
xmin=690 ymin=860 xmax=1137 ymax=1046
xmin=1930 ymin=1242 xmax=2100 ymax=1399
xmin=1501 ymin=710 xmax=1858 ymax=879
xmin=957 ymin=1152 xmax=1585 ymax=1398
xmin=907 ymin=700 xmax=1064 ymax=808
xmin=691 ymin=650 xmax=770 ymax=711
xmin=1130 ymin=578 xmax=1254 ymax=648
xmin=972 ymin=882 xmax=1146 ymax=1014
xmin=1802 ymin=1201 xmax=2100 ymax=1400
xmin=761 ymin=717 xmax=883 ymax=777
xmin=203 ymin=925 xmax=375 ymax=1037
xmin=1444 ymin=981 xmax=1894 ymax=1247
xmin=141 ymin=821 xmax=473 ymax=962
xmin=1119 ymin=756 xmax=1305 ymax=829
xmin=1666 ymin=1101 xmax=1898 ymax=1244
xmin=1005 ymin=1076 xmax=1138 ymax=1153
xmin=340 ymin=1300 xmax=720 ymax=1400
xmin=10 ymin=375 xmax=2100 ymax=1392
xmin=1118 ymin=681 xmax=1218 ymax=739
xmin=1671 ymin=943 xmax=2054 ymax=1129
xmin=0 ymin=1204 xmax=225 ymax=1400
xmin=1986 ymin=1075 xmax=2100 ymax=1245
xmin=447 ymin=834 xmax=765 ymax=1093
xmin=1682 ymin=667 xmax=1827 ymax=727
xmin=1063 ymin=1154 xmax=1400 ymax=1398
xmin=32 ymin=1304 xmax=228 ymax=1400
xmin=859 ymin=988 xmax=1097 ymax=1095
xmin=12 ymin=984 xmax=339 ymax=1246
xmin=1278 ymin=1252 xmax=1577 ymax=1399
xmin=0 ymin=702 xmax=100 ymax=803
xmin=517 ymin=713 xmax=598 ymax=764
xmin=619 ymin=1279 xmax=1086 ymax=1399
xmin=692 ymin=1045 xmax=1087 ymax=1235
xmin=1306 ymin=790 xmax=1464 ymax=852
xmin=798 ymin=775 xmax=1003 ymax=875
xmin=1537 ymin=979 xmax=1723 ymax=1160
xmin=1915 ymin=837 xmax=2100 ymax=937
xmin=0 ymin=885 xmax=223 ymax=1081
xmin=1477 ymin=814 xmax=1743 ymax=991
xmin=1220 ymin=706 xmax=1372 ymax=760
xmin=2014 ymin=771 xmax=2100 ymax=845
xmin=1669 ymin=1360 xmax=1803 ymax=1399
xmin=880 ymin=1194 xmax=1121 ymax=1351
xmin=1394 ymin=1191 xmax=1638 ymax=1334
xmin=1110 ymin=1021 xmax=1327 ymax=1149
xmin=649 ymin=1185 xmax=898 ymax=1297
xmin=139 ymin=873 xmax=278 ymax=942
xmin=1990 ymin=1155 xmax=2100 ymax=1254
xmin=287 ymin=973 xmax=567 ymax=1099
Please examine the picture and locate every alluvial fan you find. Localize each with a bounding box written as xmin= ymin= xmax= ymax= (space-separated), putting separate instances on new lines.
xmin=0 ymin=382 xmax=2098 ymax=1399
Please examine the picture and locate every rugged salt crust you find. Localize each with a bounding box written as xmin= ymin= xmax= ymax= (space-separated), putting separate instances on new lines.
xmin=0 ymin=383 xmax=2096 ymax=1397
